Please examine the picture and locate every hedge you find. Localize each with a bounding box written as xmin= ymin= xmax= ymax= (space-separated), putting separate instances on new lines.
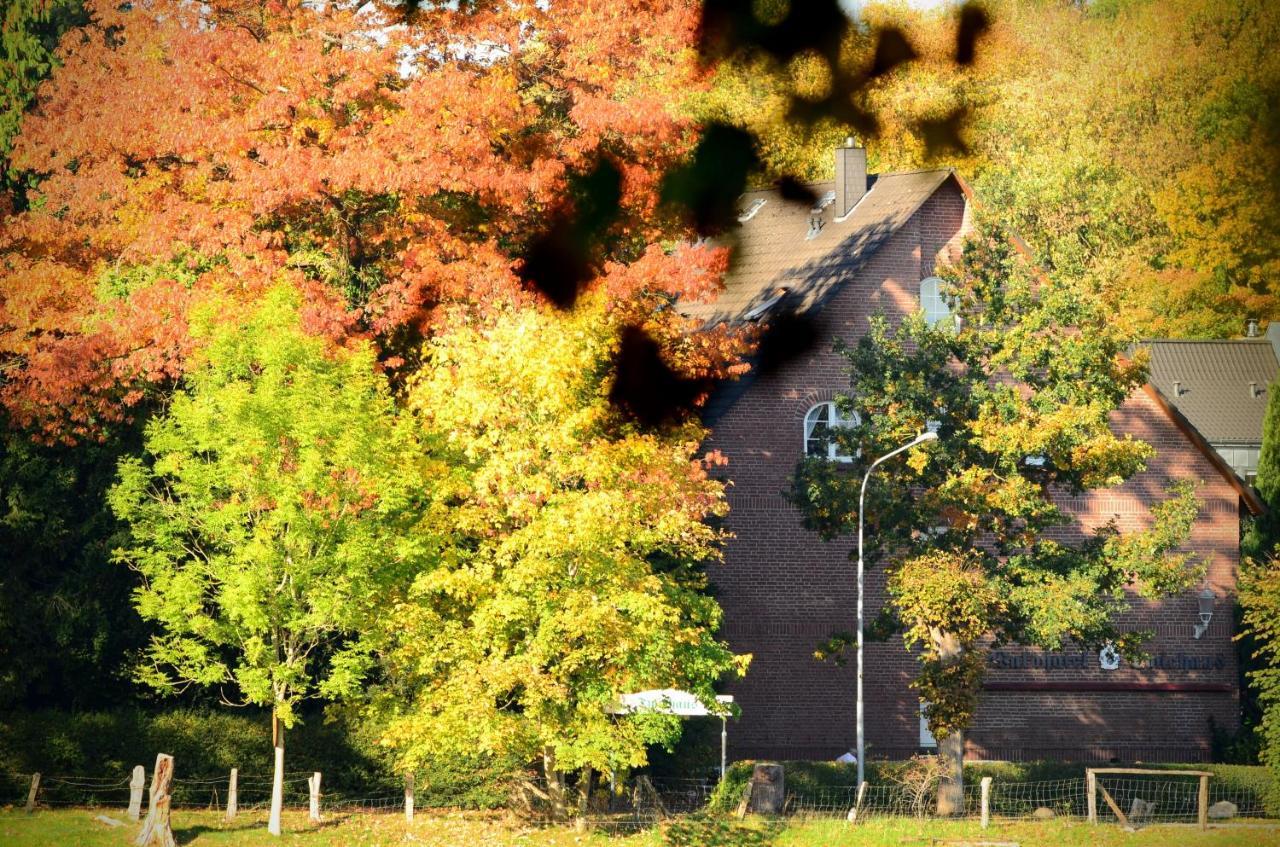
xmin=706 ymin=759 xmax=1278 ymax=815
xmin=0 ymin=709 xmax=509 ymax=809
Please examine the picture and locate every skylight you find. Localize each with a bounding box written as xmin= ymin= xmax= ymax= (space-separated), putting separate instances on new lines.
xmin=738 ymin=198 xmax=767 ymax=223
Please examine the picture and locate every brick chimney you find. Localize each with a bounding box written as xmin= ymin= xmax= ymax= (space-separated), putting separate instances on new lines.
xmin=835 ymin=137 xmax=867 ymax=220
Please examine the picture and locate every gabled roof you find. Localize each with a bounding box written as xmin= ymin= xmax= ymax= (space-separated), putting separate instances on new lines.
xmin=1143 ymin=340 xmax=1279 ymax=445
xmin=686 ymin=161 xmax=1266 ymax=515
xmin=680 ymin=169 xmax=954 ymax=326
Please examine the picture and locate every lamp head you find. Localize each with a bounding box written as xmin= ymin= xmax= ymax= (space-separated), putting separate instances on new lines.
xmin=1198 ymin=587 xmax=1215 ymax=624
xmin=916 ymin=430 xmax=939 ymax=444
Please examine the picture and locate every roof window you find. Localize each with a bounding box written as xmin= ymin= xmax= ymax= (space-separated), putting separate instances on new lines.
xmin=738 ymin=198 xmax=767 ymax=223
xmin=743 ymin=289 xmax=787 ymax=322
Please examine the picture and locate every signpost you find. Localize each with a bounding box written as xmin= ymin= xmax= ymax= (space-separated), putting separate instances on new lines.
xmin=607 ymin=689 xmax=735 ymax=779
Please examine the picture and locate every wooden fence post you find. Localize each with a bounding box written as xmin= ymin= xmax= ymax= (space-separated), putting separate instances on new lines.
xmin=226 ymin=768 xmax=237 ymax=821
xmin=1086 ymin=769 xmax=1097 ymax=824
xmin=980 ymin=776 xmax=992 ymax=829
xmin=308 ymin=772 xmax=321 ymax=822
xmin=135 ymin=753 xmax=175 ymax=847
xmin=404 ymin=774 xmax=414 ymax=823
xmin=128 ymin=766 xmax=145 ymax=821
xmin=1198 ymin=774 xmax=1209 ymax=830
xmin=24 ymin=773 xmax=39 ymax=812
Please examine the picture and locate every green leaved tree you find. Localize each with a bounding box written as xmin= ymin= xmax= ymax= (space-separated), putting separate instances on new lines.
xmin=1240 ymin=374 xmax=1280 ymax=787
xmin=1245 ymin=376 xmax=1280 ymax=559
xmin=109 ymin=284 xmax=439 ymax=835
xmin=791 ymin=221 xmax=1201 ymax=813
xmin=368 ymin=296 xmax=746 ymax=821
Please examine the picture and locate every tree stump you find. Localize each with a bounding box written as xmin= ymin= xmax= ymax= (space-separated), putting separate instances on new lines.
xmin=748 ymin=763 xmax=785 ymax=815
xmin=135 ymin=753 xmax=175 ymax=847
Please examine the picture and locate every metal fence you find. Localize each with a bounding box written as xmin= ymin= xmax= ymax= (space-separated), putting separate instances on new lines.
xmin=2 ymin=767 xmax=1274 ymax=829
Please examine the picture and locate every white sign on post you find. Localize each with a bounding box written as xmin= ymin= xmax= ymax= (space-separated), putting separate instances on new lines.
xmin=607 ymin=689 xmax=733 ymax=717
xmin=606 ymin=690 xmax=735 ymax=779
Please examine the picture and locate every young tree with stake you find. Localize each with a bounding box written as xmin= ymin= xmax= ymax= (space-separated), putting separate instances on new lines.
xmin=110 ymin=285 xmax=438 ymax=835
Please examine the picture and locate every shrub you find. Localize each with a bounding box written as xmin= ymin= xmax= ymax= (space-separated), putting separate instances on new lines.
xmin=706 ymin=759 xmax=1278 ymax=815
xmin=0 ymin=708 xmax=513 ymax=808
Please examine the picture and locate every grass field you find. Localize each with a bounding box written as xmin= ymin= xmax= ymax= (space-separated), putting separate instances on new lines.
xmin=3 ymin=809 xmax=1280 ymax=847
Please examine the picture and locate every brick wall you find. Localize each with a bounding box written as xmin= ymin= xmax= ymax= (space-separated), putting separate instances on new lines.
xmin=705 ymin=178 xmax=1242 ymax=764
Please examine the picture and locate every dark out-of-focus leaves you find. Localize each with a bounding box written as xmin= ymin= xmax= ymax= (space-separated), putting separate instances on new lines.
xmin=956 ymin=3 xmax=990 ymax=66
xmin=917 ymin=108 xmax=970 ymax=158
xmin=661 ymin=124 xmax=759 ymax=236
xmin=869 ymin=28 xmax=918 ymax=78
xmin=519 ymin=157 xmax=622 ymax=309
xmin=775 ymin=175 xmax=819 ymax=207
xmin=788 ymin=71 xmax=881 ymax=137
xmin=753 ymin=311 xmax=818 ymax=375
xmin=699 ymin=0 xmax=850 ymax=67
xmin=609 ymin=325 xmax=709 ymax=427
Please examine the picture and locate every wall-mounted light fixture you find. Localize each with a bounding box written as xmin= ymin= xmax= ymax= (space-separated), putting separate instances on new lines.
xmin=1193 ymin=588 xmax=1215 ymax=640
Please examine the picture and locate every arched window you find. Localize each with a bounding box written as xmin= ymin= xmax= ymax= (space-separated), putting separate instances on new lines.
xmin=920 ymin=276 xmax=951 ymax=326
xmin=804 ymin=402 xmax=860 ymax=462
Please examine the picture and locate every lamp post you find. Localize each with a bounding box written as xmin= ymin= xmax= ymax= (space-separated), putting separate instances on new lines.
xmin=856 ymin=430 xmax=939 ymax=788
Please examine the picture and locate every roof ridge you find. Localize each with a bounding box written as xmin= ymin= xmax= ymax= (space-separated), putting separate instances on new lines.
xmin=743 ymin=167 xmax=953 ymax=194
xmin=1144 ymin=338 xmax=1272 ymax=344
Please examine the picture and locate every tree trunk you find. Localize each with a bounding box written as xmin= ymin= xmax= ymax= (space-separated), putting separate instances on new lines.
xmin=574 ymin=767 xmax=594 ymax=832
xmin=936 ymin=728 xmax=965 ymax=816
xmin=135 ymin=754 xmax=175 ymax=847
xmin=269 ymin=714 xmax=284 ymax=836
xmin=931 ymin=629 xmax=965 ymax=816
xmin=542 ymin=747 xmax=567 ymax=822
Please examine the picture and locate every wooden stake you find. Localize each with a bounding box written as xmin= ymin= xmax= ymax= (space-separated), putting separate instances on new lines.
xmin=226 ymin=768 xmax=237 ymax=821
xmin=135 ymin=753 xmax=175 ymax=847
xmin=1198 ymin=774 xmax=1209 ymax=830
xmin=979 ymin=777 xmax=992 ymax=829
xmin=404 ymin=773 xmax=414 ymax=823
xmin=308 ymin=772 xmax=321 ymax=822
xmin=24 ymin=773 xmax=39 ymax=813
xmin=128 ymin=766 xmax=145 ymax=821
xmin=1086 ymin=770 xmax=1096 ymax=824
xmin=1097 ymin=782 xmax=1129 ymax=828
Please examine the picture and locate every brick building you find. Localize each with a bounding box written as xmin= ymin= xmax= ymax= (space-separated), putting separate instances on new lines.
xmin=684 ymin=143 xmax=1265 ymax=763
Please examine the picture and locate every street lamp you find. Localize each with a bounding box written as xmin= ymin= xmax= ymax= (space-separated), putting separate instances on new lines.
xmin=856 ymin=430 xmax=939 ymax=788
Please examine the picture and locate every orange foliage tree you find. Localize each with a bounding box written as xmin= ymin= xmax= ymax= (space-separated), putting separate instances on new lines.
xmin=0 ymin=0 xmax=746 ymax=442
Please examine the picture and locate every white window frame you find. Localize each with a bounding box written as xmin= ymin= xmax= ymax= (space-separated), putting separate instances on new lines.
xmin=920 ymin=702 xmax=937 ymax=748
xmin=804 ymin=402 xmax=860 ymax=463
xmin=920 ymin=276 xmax=951 ymax=327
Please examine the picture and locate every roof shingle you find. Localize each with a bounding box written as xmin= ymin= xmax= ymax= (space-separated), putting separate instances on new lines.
xmin=1144 ymin=340 xmax=1279 ymax=444
xmin=680 ymin=169 xmax=954 ymax=325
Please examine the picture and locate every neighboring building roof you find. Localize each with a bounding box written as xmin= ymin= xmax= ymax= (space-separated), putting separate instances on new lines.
xmin=680 ymin=169 xmax=954 ymax=326
xmin=1144 ymin=340 xmax=1279 ymax=444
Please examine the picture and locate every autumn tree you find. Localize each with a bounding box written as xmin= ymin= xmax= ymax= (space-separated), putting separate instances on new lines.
xmin=0 ymin=0 xmax=737 ymax=443
xmin=700 ymin=0 xmax=1280 ymax=337
xmin=369 ymin=295 xmax=746 ymax=821
xmin=109 ymin=284 xmax=437 ymax=835
xmin=791 ymin=221 xmax=1200 ymax=812
xmin=0 ymin=0 xmax=87 ymax=203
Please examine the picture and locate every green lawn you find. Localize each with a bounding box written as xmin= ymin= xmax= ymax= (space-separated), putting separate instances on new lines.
xmin=2 ymin=808 xmax=1278 ymax=847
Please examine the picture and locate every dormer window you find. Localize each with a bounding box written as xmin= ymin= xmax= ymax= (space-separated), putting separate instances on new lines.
xmin=920 ymin=276 xmax=951 ymax=327
xmin=804 ymin=402 xmax=860 ymax=462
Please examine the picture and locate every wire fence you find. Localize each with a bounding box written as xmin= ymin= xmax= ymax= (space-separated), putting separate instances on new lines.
xmin=2 ymin=766 xmax=1275 ymax=829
